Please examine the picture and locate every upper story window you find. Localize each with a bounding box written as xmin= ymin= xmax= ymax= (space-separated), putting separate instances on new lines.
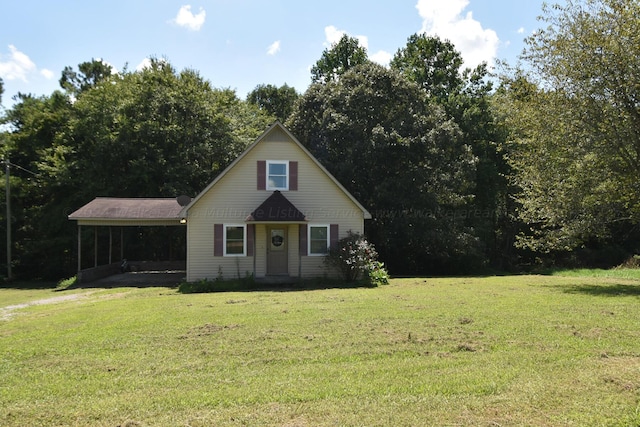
xmin=257 ymin=160 xmax=297 ymax=191
xmin=267 ymin=160 xmax=289 ymax=191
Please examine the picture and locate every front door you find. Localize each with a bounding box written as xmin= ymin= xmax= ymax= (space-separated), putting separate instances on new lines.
xmin=267 ymin=226 xmax=288 ymax=275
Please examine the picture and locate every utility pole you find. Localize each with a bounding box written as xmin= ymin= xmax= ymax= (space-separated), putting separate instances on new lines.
xmin=5 ymin=159 xmax=11 ymax=281
xmin=3 ymin=159 xmax=37 ymax=281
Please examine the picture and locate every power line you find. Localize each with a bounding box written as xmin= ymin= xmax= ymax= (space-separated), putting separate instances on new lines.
xmin=4 ymin=159 xmax=11 ymax=281
xmin=3 ymin=159 xmax=37 ymax=281
xmin=3 ymin=159 xmax=38 ymax=280
xmin=6 ymin=160 xmax=37 ymax=177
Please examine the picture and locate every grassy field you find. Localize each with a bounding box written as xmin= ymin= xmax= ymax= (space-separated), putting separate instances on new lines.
xmin=1 ymin=273 xmax=640 ymax=426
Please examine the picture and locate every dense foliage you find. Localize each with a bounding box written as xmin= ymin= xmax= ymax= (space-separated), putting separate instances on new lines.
xmin=288 ymin=61 xmax=482 ymax=274
xmin=0 ymin=59 xmax=273 ymax=279
xmin=289 ymin=33 xmax=514 ymax=274
xmin=501 ymin=0 xmax=640 ymax=264
xmin=246 ymin=83 xmax=299 ymax=123
xmin=2 ymin=0 xmax=637 ymax=279
xmin=310 ymin=34 xmax=369 ymax=84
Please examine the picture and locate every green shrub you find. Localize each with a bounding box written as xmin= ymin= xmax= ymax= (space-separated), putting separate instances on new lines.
xmin=56 ymin=276 xmax=77 ymax=290
xmin=616 ymin=255 xmax=640 ymax=269
xmin=367 ymin=261 xmax=390 ymax=286
xmin=325 ymin=231 xmax=389 ymax=286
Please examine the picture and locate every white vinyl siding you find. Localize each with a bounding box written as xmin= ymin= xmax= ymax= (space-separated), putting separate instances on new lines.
xmin=185 ymin=125 xmax=365 ymax=281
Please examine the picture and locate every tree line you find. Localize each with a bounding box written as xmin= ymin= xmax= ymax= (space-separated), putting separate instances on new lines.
xmin=1 ymin=0 xmax=638 ymax=280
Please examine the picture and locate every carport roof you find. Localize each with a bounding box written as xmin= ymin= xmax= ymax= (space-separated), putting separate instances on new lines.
xmin=68 ymin=197 xmax=186 ymax=226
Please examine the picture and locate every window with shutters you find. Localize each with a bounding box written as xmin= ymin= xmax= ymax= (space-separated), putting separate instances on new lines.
xmin=224 ymin=224 xmax=246 ymax=256
xmin=259 ymin=160 xmax=297 ymax=191
xmin=266 ymin=160 xmax=289 ymax=191
xmin=308 ymin=224 xmax=330 ymax=255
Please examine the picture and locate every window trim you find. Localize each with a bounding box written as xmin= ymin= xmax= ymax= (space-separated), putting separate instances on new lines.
xmin=266 ymin=160 xmax=289 ymax=191
xmin=223 ymin=224 xmax=246 ymax=257
xmin=308 ymin=224 xmax=330 ymax=256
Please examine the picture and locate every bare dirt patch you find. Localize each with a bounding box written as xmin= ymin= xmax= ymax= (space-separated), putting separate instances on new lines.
xmin=1 ymin=292 xmax=95 ymax=321
xmin=179 ymin=323 xmax=242 ymax=339
xmin=599 ymin=355 xmax=640 ymax=393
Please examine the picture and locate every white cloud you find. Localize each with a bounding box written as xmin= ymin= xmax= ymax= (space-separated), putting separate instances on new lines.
xmin=324 ymin=25 xmax=368 ymax=49
xmin=370 ymin=50 xmax=392 ymax=66
xmin=93 ymin=57 xmax=119 ymax=75
xmin=173 ymin=5 xmax=206 ymax=31
xmin=267 ymin=40 xmax=281 ymax=55
xmin=40 ymin=68 xmax=54 ymax=79
xmin=324 ymin=25 xmax=393 ymax=66
xmin=324 ymin=25 xmax=343 ymax=45
xmin=136 ymin=57 xmax=169 ymax=72
xmin=322 ymin=26 xmax=392 ymax=66
xmin=517 ymin=27 xmax=525 ymax=34
xmin=0 ymin=45 xmax=36 ymax=81
xmin=416 ymin=0 xmax=499 ymax=69
xmin=136 ymin=58 xmax=152 ymax=71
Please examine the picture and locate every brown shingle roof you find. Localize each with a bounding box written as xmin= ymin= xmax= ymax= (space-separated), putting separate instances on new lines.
xmin=68 ymin=197 xmax=184 ymax=220
xmin=247 ymin=190 xmax=306 ymax=222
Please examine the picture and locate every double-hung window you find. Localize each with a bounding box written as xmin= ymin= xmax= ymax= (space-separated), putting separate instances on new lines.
xmin=224 ymin=225 xmax=246 ymax=256
xmin=308 ymin=224 xmax=330 ymax=255
xmin=267 ymin=160 xmax=289 ymax=191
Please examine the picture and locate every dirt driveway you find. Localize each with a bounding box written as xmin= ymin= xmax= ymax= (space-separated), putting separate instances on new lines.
xmin=1 ymin=271 xmax=185 ymax=321
xmin=1 ymin=292 xmax=94 ymax=321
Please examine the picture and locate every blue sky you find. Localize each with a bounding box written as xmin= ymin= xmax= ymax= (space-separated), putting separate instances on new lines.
xmin=0 ymin=0 xmax=547 ymax=108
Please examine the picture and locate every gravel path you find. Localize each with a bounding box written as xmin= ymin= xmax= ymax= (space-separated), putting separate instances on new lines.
xmin=1 ymin=292 xmax=93 ymax=321
xmin=1 ymin=271 xmax=184 ymax=321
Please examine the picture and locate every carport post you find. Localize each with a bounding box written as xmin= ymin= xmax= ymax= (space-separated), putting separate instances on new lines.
xmin=94 ymin=226 xmax=98 ymax=267
xmin=77 ymin=224 xmax=82 ymax=273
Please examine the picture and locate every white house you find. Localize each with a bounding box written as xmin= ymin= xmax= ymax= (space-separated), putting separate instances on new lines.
xmin=180 ymin=121 xmax=371 ymax=281
xmin=69 ymin=122 xmax=371 ymax=282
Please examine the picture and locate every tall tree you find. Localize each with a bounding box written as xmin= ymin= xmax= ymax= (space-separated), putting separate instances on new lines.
xmin=1 ymin=58 xmax=273 ymax=279
xmin=391 ymin=34 xmax=464 ymax=102
xmin=288 ymin=62 xmax=477 ymax=274
xmin=64 ymin=58 xmax=270 ymax=200
xmin=310 ymin=34 xmax=369 ymax=84
xmin=504 ymin=0 xmax=640 ymax=257
xmin=392 ymin=34 xmax=515 ymax=268
xmin=1 ymin=91 xmax=74 ymax=278
xmin=246 ymin=83 xmax=299 ymax=122
xmin=0 ymin=77 xmax=4 ymax=105
xmin=59 ymin=58 xmax=114 ymax=95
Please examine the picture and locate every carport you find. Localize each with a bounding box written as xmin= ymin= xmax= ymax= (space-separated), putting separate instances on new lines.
xmin=68 ymin=197 xmax=188 ymax=283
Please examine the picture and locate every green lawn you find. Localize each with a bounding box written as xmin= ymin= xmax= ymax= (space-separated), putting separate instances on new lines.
xmin=1 ymin=273 xmax=640 ymax=426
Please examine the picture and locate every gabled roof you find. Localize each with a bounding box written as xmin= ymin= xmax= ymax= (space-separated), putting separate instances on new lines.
xmin=69 ymin=197 xmax=184 ymax=220
xmin=181 ymin=121 xmax=372 ymax=219
xmin=247 ymin=190 xmax=306 ymax=222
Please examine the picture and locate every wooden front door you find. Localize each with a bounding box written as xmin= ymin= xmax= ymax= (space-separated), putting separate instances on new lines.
xmin=267 ymin=226 xmax=288 ymax=275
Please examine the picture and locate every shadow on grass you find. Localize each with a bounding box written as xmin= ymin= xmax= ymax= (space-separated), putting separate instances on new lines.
xmin=48 ymin=274 xmax=374 ymax=293
xmin=559 ymin=283 xmax=640 ymax=297
xmin=177 ymin=277 xmax=376 ymax=294
xmin=57 ymin=272 xmax=186 ymax=291
xmin=0 ymin=280 xmax=57 ymax=290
